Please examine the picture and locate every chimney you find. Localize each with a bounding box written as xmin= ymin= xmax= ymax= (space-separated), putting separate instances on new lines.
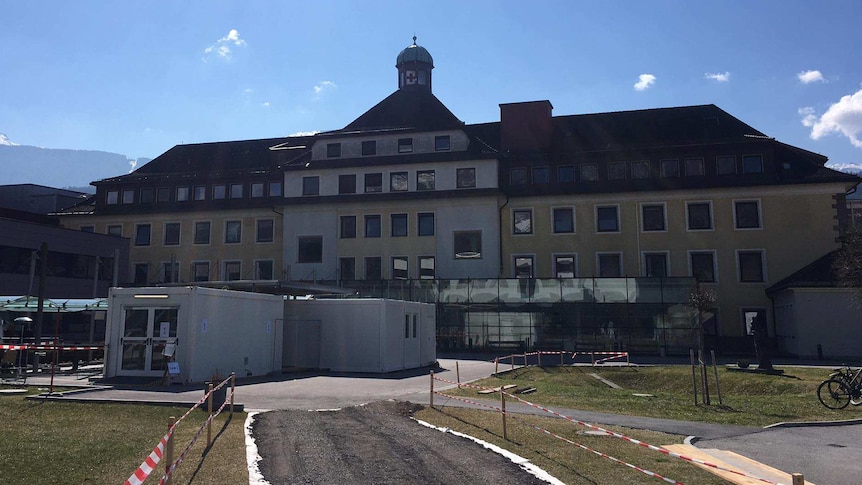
xmin=500 ymin=100 xmax=554 ymax=151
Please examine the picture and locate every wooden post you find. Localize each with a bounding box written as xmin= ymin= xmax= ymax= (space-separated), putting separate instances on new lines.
xmin=500 ymin=391 xmax=507 ymax=441
xmin=494 ymin=357 xmax=499 ymax=374
xmin=699 ymin=349 xmax=711 ymax=405
xmin=791 ymin=473 xmax=804 ymax=485
xmin=165 ymin=416 xmax=176 ymax=485
xmin=456 ymin=361 xmax=461 ymax=388
xmin=626 ymin=352 xmax=630 ymax=367
xmin=711 ymin=350 xmax=723 ymax=405
xmin=560 ymin=351 xmax=564 ymax=366
xmin=690 ymin=349 xmax=698 ymax=406
xmin=429 ymin=370 xmax=434 ymax=409
xmin=538 ymin=351 xmax=542 ymax=367
xmin=510 ymin=355 xmax=514 ymax=371
xmin=207 ymin=383 xmax=213 ymax=447
xmin=230 ymin=372 xmax=236 ymax=417
xmin=524 ymin=353 xmax=527 ymax=367
xmin=592 ymin=351 xmax=595 ymax=366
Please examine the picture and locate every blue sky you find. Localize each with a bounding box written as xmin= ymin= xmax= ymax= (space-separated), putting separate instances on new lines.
xmin=2 ymin=1 xmax=861 ymax=172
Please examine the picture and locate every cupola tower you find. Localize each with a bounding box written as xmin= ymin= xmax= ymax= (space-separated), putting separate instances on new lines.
xmin=396 ymin=36 xmax=433 ymax=92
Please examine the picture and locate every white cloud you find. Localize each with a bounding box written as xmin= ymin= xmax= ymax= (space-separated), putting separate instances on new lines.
xmin=634 ymin=74 xmax=656 ymax=91
xmin=202 ymin=29 xmax=247 ymax=62
xmin=262 ymin=101 xmax=270 ymax=108
xmin=799 ymin=86 xmax=862 ymax=148
xmin=798 ymin=70 xmax=825 ymax=84
xmin=289 ymin=130 xmax=320 ymax=137
xmin=705 ymin=72 xmax=730 ymax=82
xmin=826 ymin=162 xmax=862 ymax=174
xmin=312 ymin=81 xmax=337 ymax=99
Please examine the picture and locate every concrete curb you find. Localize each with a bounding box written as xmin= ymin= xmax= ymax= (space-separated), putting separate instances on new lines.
xmin=764 ymin=416 xmax=862 ymax=428
xmin=24 ymin=394 xmax=245 ymax=411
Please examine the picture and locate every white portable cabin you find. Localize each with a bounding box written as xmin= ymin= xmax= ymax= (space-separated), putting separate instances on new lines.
xmin=283 ymin=298 xmax=436 ymax=373
xmin=104 ymin=286 xmax=284 ymax=383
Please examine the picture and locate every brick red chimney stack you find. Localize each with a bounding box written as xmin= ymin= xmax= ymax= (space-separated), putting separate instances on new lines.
xmin=500 ymin=100 xmax=554 ymax=151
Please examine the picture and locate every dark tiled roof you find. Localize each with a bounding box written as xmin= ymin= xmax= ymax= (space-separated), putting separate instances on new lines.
xmin=766 ymin=251 xmax=843 ymax=294
xmin=339 ymin=89 xmax=464 ymax=133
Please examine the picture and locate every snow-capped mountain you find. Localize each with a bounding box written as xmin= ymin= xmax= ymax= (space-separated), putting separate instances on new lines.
xmin=0 ymin=133 xmax=19 ymax=146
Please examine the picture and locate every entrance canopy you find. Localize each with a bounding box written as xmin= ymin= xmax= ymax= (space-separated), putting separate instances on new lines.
xmin=0 ymin=296 xmax=108 ymax=313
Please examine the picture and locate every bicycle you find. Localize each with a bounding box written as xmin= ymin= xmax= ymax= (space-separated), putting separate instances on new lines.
xmin=817 ymin=364 xmax=862 ymax=409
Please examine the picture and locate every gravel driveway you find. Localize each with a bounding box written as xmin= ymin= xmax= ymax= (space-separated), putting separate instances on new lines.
xmin=252 ymin=400 xmax=550 ymax=485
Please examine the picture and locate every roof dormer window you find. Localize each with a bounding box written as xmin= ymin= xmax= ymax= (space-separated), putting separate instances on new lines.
xmin=398 ymin=138 xmax=413 ymax=153
xmin=435 ymin=135 xmax=450 ymax=151
xmin=327 ymin=143 xmax=341 ymax=158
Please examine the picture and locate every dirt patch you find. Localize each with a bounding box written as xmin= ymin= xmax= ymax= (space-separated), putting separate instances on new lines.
xmin=253 ymin=400 xmax=550 ymax=484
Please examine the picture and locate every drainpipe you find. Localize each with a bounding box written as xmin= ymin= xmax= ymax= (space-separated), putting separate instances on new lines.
xmin=498 ymin=195 xmax=509 ymax=277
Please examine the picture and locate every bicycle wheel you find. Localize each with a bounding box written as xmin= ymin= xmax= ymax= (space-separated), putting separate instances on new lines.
xmin=818 ymin=379 xmax=851 ymax=409
xmin=850 ymin=386 xmax=862 ymax=406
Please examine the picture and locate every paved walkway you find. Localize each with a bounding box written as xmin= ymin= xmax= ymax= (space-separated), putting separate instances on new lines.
xmin=13 ymin=357 xmax=862 ymax=484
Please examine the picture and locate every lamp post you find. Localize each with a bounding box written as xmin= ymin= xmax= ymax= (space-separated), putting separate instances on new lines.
xmin=13 ymin=316 xmax=33 ymax=379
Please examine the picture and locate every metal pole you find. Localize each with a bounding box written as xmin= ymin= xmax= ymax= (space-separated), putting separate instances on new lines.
xmin=429 ymin=370 xmax=434 ymax=409
xmin=690 ymin=349 xmax=698 ymax=406
xmin=501 ymin=391 xmax=507 ymax=441
xmin=165 ymin=416 xmax=176 ymax=485
xmin=711 ymin=350 xmax=723 ymax=405
xmin=456 ymin=361 xmax=460 ymax=388
xmin=230 ymin=372 xmax=236 ymax=417
xmin=207 ymin=383 xmax=213 ymax=446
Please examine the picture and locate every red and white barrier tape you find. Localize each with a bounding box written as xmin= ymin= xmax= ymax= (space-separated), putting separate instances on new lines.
xmin=0 ymin=344 xmax=104 ymax=351
xmin=124 ymin=433 xmax=169 ymax=485
xmin=502 ymin=391 xmax=783 ymax=485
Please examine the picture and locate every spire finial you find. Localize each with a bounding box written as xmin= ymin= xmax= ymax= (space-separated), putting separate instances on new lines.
xmin=412 ymin=35 xmax=417 ymax=45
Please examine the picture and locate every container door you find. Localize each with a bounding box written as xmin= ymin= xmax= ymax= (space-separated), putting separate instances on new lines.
xmin=118 ymin=307 xmax=179 ymax=376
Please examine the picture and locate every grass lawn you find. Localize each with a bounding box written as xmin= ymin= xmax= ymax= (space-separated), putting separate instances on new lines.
xmin=443 ymin=364 xmax=861 ymax=427
xmin=0 ymin=387 xmax=248 ymax=485
xmin=415 ymin=406 xmax=728 ymax=485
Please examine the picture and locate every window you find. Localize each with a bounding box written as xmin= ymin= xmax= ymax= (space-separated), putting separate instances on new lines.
xmin=580 ymin=163 xmax=599 ymax=181
xmin=213 ymin=184 xmax=226 ymax=199
xmin=685 ymin=157 xmax=705 ymax=176
xmin=631 ymin=161 xmax=651 ymax=179
xmin=398 ymin=138 xmax=413 ymax=153
xmin=390 ymin=172 xmax=408 ymax=192
xmin=194 ymin=221 xmax=211 ymax=245
xmin=157 ymin=187 xmax=170 ymax=202
xmin=365 ymin=257 xmax=382 ymax=280
xmin=417 ymin=212 xmax=435 ymax=236
xmin=194 ymin=186 xmax=206 ymax=200
xmin=552 ymin=207 xmax=574 ymax=233
xmin=340 ymin=215 xmax=356 ymax=238
xmin=251 ymin=183 xmax=264 ymax=198
xmin=223 ymin=261 xmax=241 ymax=281
xmin=107 ymin=190 xmax=119 ymax=205
xmin=256 ymin=219 xmax=274 ymax=243
xmin=558 ymin=165 xmax=575 ymax=183
xmin=643 ymin=252 xmax=669 ymax=278
xmin=391 ymin=213 xmax=408 ymax=237
xmin=269 ymin=181 xmax=283 ymax=197
xmin=192 ymin=262 xmax=210 ymax=282
xmin=365 ymin=173 xmax=382 ymax=193
xmin=135 ymin=224 xmax=151 ymax=246
xmin=687 ymin=202 xmax=713 ymax=230
xmin=608 ymin=162 xmax=626 ymax=180
xmin=690 ymin=251 xmax=717 ymax=283
xmin=716 ymin=155 xmax=736 ymax=175
xmin=164 ymin=222 xmax=180 ymax=246
xmin=140 ymin=188 xmax=154 ymax=204
xmin=339 ymin=174 xmax=356 ymax=194
xmin=161 ymin=261 xmax=179 ymax=283
xmin=133 ymin=263 xmax=149 ymax=285
xmin=302 ymin=176 xmax=319 ymax=196
xmin=596 ymin=206 xmax=620 ymax=233
xmin=742 ymin=154 xmax=763 ymax=174
xmin=597 ymin=253 xmax=622 ymax=277
xmin=738 ymin=250 xmax=765 ymax=282
xmin=514 ymin=256 xmax=534 ymax=278
xmin=661 ymin=159 xmax=680 ymax=178
xmin=392 ymin=256 xmax=409 ymax=279
xmin=254 ymin=260 xmax=274 ymax=280
xmin=230 ymin=183 xmax=244 ymax=199
xmin=435 ymin=135 xmax=450 ymax=151
xmin=339 ymin=257 xmax=355 ymax=281
xmin=532 ymin=167 xmax=549 ymax=184
xmin=361 ymin=140 xmax=376 ymax=156
xmin=122 ymin=190 xmax=135 ymax=204
xmin=513 ymin=209 xmax=533 ymax=234
xmin=456 ymin=168 xmax=476 ymax=188
xmin=80 ymin=225 xmax=95 ymax=233
xmin=641 ymin=204 xmax=666 ymax=231
xmin=416 ymin=170 xmax=435 ymax=190
xmin=419 ymin=256 xmax=435 ymax=279
xmin=297 ymin=236 xmax=323 ymax=263
xmin=510 ymin=168 xmax=528 ymax=185
xmin=327 ymin=143 xmax=341 ymax=158
xmin=177 ymin=187 xmax=190 ymax=202
xmin=735 ymin=200 xmax=761 ymax=229
xmin=107 ymin=224 xmax=123 ymax=237
xmin=365 ymin=215 xmax=381 ymax=238
xmin=554 ymin=255 xmax=577 ymax=278
xmin=454 ymin=231 xmax=482 ymax=259
xmin=225 ymin=220 xmax=242 ymax=244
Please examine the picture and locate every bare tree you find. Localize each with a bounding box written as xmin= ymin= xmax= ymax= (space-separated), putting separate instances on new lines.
xmin=833 ymin=228 xmax=862 ymax=298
